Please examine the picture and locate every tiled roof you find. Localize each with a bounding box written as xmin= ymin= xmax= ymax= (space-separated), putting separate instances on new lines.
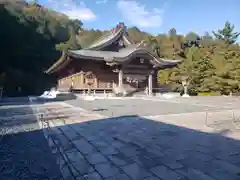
xmin=86 ymin=23 xmax=132 ymax=50
xmin=87 ymin=30 xmax=120 ymax=49
xmin=68 ymin=45 xmax=138 ymax=59
xmin=68 ymin=46 xmax=182 ymax=67
xmin=45 ymin=23 xmax=182 ymax=74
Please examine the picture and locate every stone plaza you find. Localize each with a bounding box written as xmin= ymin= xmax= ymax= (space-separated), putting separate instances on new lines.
xmin=1 ymin=96 xmax=240 ymax=180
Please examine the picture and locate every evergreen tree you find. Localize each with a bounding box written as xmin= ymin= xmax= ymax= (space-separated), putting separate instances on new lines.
xmin=213 ymin=21 xmax=240 ymax=45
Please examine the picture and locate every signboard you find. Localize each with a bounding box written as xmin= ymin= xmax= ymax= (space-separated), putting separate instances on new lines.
xmin=123 ymin=74 xmax=147 ymax=82
xmin=85 ymin=72 xmax=95 ymax=86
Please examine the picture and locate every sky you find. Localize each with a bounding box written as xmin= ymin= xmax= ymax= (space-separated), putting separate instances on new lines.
xmin=36 ymin=0 xmax=239 ymax=38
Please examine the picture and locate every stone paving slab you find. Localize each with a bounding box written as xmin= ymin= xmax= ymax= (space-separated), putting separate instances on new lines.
xmin=34 ymin=101 xmax=240 ymax=180
xmin=0 ymin=104 xmax=63 ymax=180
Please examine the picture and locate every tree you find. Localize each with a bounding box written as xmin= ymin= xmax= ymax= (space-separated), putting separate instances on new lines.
xmin=0 ymin=2 xmax=82 ymax=96
xmin=184 ymin=32 xmax=200 ymax=42
xmin=195 ymin=55 xmax=215 ymax=92
xmin=0 ymin=73 xmax=6 ymax=87
xmin=55 ymin=25 xmax=81 ymax=51
xmin=147 ymin=36 xmax=161 ymax=57
xmin=166 ymin=46 xmax=216 ymax=93
xmin=202 ymin=32 xmax=213 ymax=40
xmin=224 ymin=50 xmax=240 ymax=92
xmin=70 ymin=19 xmax=83 ymax=35
xmin=182 ymin=32 xmax=201 ymax=49
xmin=168 ymin=28 xmax=177 ymax=40
xmin=55 ymin=35 xmax=81 ymax=51
xmin=29 ymin=0 xmax=38 ymax=5
xmin=213 ymin=21 xmax=240 ymax=45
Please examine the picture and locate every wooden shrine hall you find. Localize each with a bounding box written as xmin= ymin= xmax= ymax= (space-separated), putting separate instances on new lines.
xmin=46 ymin=23 xmax=182 ymax=96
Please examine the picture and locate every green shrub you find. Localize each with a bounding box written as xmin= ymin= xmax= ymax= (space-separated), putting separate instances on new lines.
xmin=197 ymin=92 xmax=221 ymax=96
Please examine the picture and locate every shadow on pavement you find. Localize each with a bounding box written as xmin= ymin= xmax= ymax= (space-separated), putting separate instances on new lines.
xmin=0 ymin=105 xmax=63 ymax=180
xmin=0 ymin=96 xmax=77 ymax=107
xmin=1 ymin=103 xmax=240 ymax=179
xmin=0 ymin=97 xmax=33 ymax=106
xmin=25 ymin=115 xmax=240 ymax=179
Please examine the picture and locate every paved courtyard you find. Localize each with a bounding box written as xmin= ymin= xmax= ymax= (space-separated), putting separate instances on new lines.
xmin=0 ymin=102 xmax=62 ymax=179
xmin=1 ymin=96 xmax=240 ymax=180
xmin=67 ymin=96 xmax=240 ymax=116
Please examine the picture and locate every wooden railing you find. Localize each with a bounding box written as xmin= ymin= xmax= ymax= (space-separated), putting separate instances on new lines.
xmin=58 ymin=72 xmax=112 ymax=90
xmin=60 ymin=72 xmax=83 ymax=81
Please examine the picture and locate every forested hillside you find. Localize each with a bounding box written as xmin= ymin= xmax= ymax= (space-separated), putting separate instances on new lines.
xmin=0 ymin=0 xmax=81 ymax=96
xmin=0 ymin=1 xmax=240 ymax=96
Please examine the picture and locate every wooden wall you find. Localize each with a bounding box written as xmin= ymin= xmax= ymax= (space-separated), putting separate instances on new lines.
xmin=57 ymin=59 xmax=118 ymax=90
xmin=56 ymin=57 xmax=158 ymax=91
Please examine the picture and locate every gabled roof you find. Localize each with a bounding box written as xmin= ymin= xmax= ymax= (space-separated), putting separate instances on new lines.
xmin=86 ymin=23 xmax=132 ymax=50
xmin=45 ymin=51 xmax=71 ymax=74
xmin=45 ymin=45 xmax=182 ymax=74
xmin=45 ymin=23 xmax=182 ymax=74
xmin=68 ymin=46 xmax=182 ymax=66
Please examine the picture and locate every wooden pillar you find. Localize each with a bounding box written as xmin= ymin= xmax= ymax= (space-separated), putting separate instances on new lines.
xmin=148 ymin=73 xmax=153 ymax=96
xmin=118 ymin=69 xmax=123 ymax=87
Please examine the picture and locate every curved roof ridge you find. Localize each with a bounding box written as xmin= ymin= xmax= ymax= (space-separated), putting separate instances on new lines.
xmin=116 ymin=47 xmax=183 ymax=67
xmin=46 ymin=47 xmax=183 ymax=74
xmin=68 ymin=47 xmax=182 ymax=65
xmin=86 ymin=24 xmax=125 ymax=50
xmin=45 ymin=51 xmax=68 ymax=74
xmin=88 ymin=31 xmax=112 ymax=46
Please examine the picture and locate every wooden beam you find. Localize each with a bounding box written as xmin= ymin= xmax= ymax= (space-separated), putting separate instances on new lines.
xmin=123 ymin=69 xmax=151 ymax=75
xmin=123 ymin=64 xmax=149 ymax=69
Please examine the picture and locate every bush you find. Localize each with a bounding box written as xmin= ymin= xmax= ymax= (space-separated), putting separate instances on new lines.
xmin=180 ymin=89 xmax=198 ymax=96
xmin=197 ymin=92 xmax=220 ymax=96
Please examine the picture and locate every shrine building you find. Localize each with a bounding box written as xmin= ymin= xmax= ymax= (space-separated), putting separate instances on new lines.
xmin=45 ymin=23 xmax=182 ymax=96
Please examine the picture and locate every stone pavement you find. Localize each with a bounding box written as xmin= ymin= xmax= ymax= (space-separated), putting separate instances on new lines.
xmin=0 ymin=103 xmax=62 ymax=179
xmin=33 ymin=101 xmax=240 ymax=180
xmin=66 ymin=96 xmax=240 ymax=117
